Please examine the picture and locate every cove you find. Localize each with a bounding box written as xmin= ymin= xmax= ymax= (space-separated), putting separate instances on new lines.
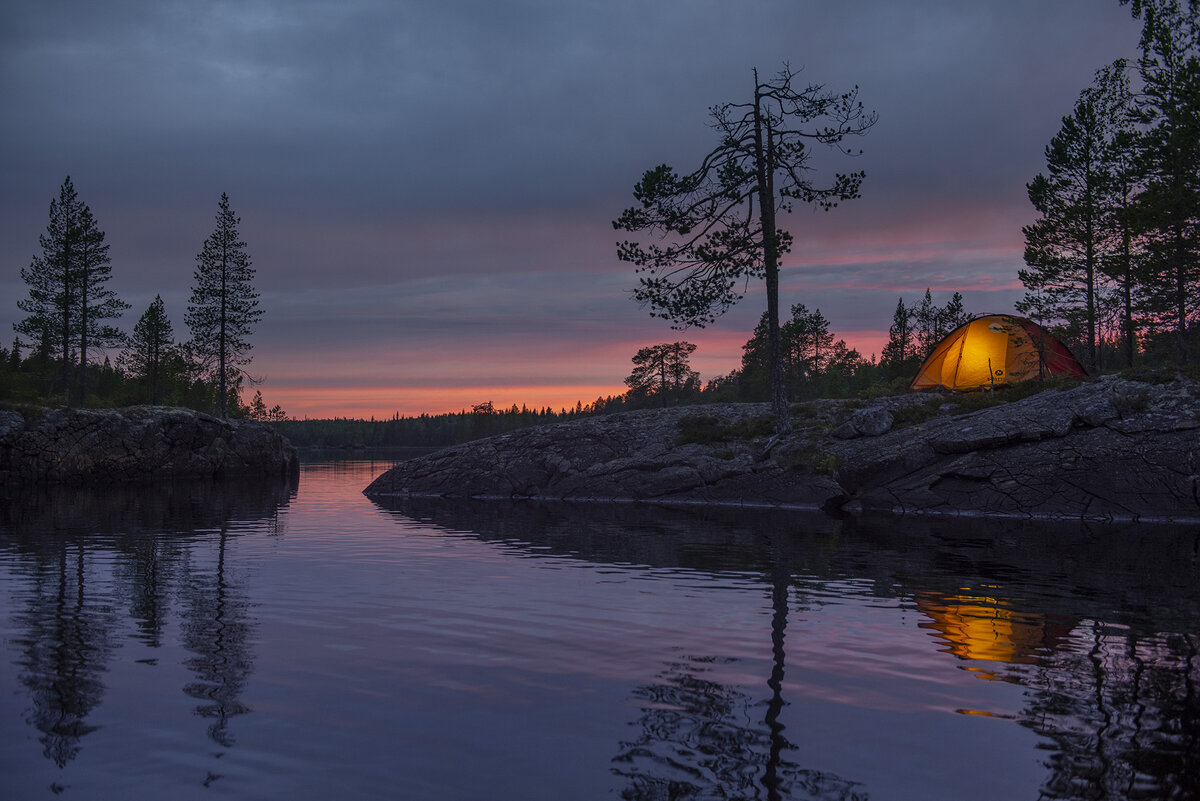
xmin=1 ymin=457 xmax=1197 ymax=800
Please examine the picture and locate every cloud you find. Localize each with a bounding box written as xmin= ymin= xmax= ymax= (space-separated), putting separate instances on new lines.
xmin=0 ymin=0 xmax=1144 ymax=416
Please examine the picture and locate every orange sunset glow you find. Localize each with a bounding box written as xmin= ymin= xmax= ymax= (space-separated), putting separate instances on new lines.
xmin=274 ymin=384 xmax=631 ymax=420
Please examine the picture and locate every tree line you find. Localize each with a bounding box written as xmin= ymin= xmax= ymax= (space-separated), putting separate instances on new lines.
xmin=279 ymin=285 xmax=970 ymax=449
xmin=623 ymin=288 xmax=973 ymax=408
xmin=1018 ymin=0 xmax=1200 ymax=370
xmin=5 ymin=179 xmax=273 ymax=419
xmin=274 ymin=401 xmax=623 ymax=449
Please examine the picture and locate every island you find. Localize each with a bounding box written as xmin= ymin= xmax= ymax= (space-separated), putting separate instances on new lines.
xmin=0 ymin=405 xmax=299 ymax=487
xmin=364 ymin=376 xmax=1200 ymax=524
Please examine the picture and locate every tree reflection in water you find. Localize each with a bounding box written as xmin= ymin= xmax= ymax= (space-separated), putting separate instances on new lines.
xmin=614 ymin=654 xmax=865 ymax=801
xmin=382 ymin=498 xmax=1200 ymax=800
xmin=1 ymin=477 xmax=293 ymax=766
xmin=612 ymin=535 xmax=866 ymax=801
xmin=181 ymin=527 xmax=254 ymax=748
xmin=1 ymin=485 xmax=1196 ymax=796
xmin=13 ymin=543 xmax=114 ymax=767
xmin=913 ymin=580 xmax=1199 ymax=799
xmin=1021 ymin=624 xmax=1199 ymax=800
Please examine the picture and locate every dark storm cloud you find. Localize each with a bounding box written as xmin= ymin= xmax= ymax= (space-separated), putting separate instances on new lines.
xmin=2 ymin=1 xmax=1137 ymax=210
xmin=0 ymin=0 xmax=1144 ymax=415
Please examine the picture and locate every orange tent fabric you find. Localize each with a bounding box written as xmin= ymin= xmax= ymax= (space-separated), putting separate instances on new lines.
xmin=910 ymin=314 xmax=1087 ymax=391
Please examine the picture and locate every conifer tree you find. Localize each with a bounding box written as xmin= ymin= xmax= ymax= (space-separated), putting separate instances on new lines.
xmin=781 ymin=304 xmax=834 ymax=388
xmin=912 ymin=290 xmax=945 ymax=358
xmin=1018 ymin=72 xmax=1127 ymax=369
xmin=615 ymin=65 xmax=875 ymax=432
xmin=912 ymin=289 xmax=968 ymax=358
xmin=14 ymin=176 xmax=126 ymax=403
xmin=74 ymin=202 xmax=128 ymax=402
xmin=249 ymin=390 xmax=269 ymax=420
xmin=880 ymin=297 xmax=916 ymax=376
xmin=120 ymin=295 xmax=175 ymax=404
xmin=1095 ymin=60 xmax=1145 ymax=367
xmin=942 ymin=291 xmax=970 ymax=332
xmin=625 ymin=342 xmax=700 ymax=407
xmin=1125 ymin=0 xmax=1200 ymax=361
xmin=186 ymin=193 xmax=262 ymax=418
xmin=739 ymin=313 xmax=775 ymax=400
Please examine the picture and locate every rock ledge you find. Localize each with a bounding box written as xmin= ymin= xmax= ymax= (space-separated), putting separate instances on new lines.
xmin=1 ymin=405 xmax=300 ymax=486
xmin=364 ymin=376 xmax=1200 ymax=523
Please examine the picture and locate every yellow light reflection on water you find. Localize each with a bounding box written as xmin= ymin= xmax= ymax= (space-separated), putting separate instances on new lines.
xmin=916 ymin=593 xmax=1056 ymax=665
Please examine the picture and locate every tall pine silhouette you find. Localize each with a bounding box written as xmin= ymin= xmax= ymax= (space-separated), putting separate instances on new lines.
xmin=186 ymin=193 xmax=262 ymax=418
xmin=14 ymin=176 xmax=126 ymax=404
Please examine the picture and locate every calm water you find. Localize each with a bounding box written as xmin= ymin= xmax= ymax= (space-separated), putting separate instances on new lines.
xmin=1 ymin=459 xmax=1197 ymax=801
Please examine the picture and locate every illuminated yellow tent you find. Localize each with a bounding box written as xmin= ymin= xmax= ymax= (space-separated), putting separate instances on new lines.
xmin=910 ymin=314 xmax=1087 ymax=392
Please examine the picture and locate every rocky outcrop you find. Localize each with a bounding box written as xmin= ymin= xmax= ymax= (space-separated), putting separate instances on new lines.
xmin=363 ymin=376 xmax=1200 ymax=523
xmin=368 ymin=403 xmax=842 ymax=508
xmin=824 ymin=377 xmax=1200 ymax=521
xmin=0 ymin=405 xmax=300 ymax=486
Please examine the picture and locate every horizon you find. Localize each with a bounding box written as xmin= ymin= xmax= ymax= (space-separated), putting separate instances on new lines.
xmin=1 ymin=2 xmax=1143 ymax=419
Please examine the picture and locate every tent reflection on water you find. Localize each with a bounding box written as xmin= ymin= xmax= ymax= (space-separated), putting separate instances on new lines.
xmin=916 ymin=592 xmax=1074 ymax=668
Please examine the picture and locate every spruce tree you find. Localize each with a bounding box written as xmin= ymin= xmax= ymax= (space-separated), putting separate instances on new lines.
xmin=120 ymin=295 xmax=175 ymax=404
xmin=781 ymin=304 xmax=834 ymax=390
xmin=880 ymin=298 xmax=916 ymax=376
xmin=14 ymin=176 xmax=126 ymax=403
xmin=74 ymin=202 xmax=128 ymax=402
xmin=1095 ymin=60 xmax=1144 ymax=368
xmin=186 ymin=193 xmax=262 ymax=418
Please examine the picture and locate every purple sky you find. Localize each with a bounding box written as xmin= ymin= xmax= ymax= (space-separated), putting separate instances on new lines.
xmin=0 ymin=1 xmax=1143 ymax=417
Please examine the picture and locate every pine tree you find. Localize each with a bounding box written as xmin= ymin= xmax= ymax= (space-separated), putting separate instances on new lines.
xmin=625 ymin=342 xmax=700 ymax=407
xmin=880 ymin=297 xmax=915 ymax=376
xmin=74 ymin=202 xmax=128 ymax=402
xmin=248 ymin=390 xmax=269 ymax=420
xmin=1095 ymin=60 xmax=1145 ymax=367
xmin=912 ymin=290 xmax=944 ymax=358
xmin=739 ymin=313 xmax=775 ymax=401
xmin=14 ymin=177 xmax=126 ymax=404
xmin=781 ymin=304 xmax=834 ymax=393
xmin=186 ymin=193 xmax=263 ymax=418
xmin=1017 ymin=71 xmax=1129 ymax=370
xmin=120 ymin=295 xmax=176 ymax=404
xmin=615 ymin=65 xmax=875 ymax=432
xmin=1127 ymin=0 xmax=1200 ymax=361
xmin=942 ymin=291 xmax=970 ymax=332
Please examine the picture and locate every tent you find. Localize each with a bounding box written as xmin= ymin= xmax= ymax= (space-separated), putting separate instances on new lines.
xmin=910 ymin=314 xmax=1087 ymax=391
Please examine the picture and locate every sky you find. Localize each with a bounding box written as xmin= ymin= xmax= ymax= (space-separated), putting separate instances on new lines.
xmin=0 ymin=0 xmax=1146 ymax=419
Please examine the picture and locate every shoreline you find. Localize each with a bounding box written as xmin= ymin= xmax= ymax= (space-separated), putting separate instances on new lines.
xmin=1 ymin=405 xmax=300 ymax=486
xmin=364 ymin=376 xmax=1200 ymax=524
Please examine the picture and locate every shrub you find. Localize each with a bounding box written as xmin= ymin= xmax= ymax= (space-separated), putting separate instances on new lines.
xmin=859 ymin=376 xmax=913 ymax=399
xmin=676 ymin=413 xmax=775 ymax=445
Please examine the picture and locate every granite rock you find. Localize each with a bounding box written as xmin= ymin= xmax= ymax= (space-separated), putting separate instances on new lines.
xmin=364 ymin=376 xmax=1200 ymax=523
xmin=1 ymin=405 xmax=300 ymax=486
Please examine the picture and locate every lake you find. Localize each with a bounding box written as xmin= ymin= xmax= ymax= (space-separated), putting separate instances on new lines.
xmin=1 ymin=457 xmax=1197 ymax=800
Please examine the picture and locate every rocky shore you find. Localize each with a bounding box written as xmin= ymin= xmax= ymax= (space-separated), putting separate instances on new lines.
xmin=0 ymin=405 xmax=299 ymax=486
xmin=364 ymin=376 xmax=1200 ymax=523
